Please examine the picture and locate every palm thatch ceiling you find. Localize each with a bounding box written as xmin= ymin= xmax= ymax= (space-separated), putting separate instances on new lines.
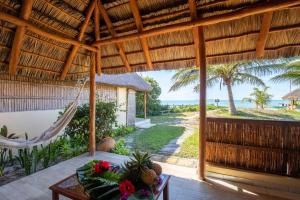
xmin=0 ymin=0 xmax=299 ymax=81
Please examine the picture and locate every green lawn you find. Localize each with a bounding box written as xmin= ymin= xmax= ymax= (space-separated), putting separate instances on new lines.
xmin=208 ymin=108 xmax=300 ymax=121
xmin=176 ymin=127 xmax=199 ymax=159
xmin=133 ymin=125 xmax=185 ymax=153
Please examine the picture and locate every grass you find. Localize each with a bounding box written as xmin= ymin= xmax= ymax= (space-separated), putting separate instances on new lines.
xmin=133 ymin=125 xmax=185 ymax=153
xmin=208 ymin=108 xmax=300 ymax=121
xmin=176 ymin=126 xmax=199 ymax=159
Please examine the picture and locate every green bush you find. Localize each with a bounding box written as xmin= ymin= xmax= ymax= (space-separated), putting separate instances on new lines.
xmin=112 ymin=139 xmax=131 ymax=156
xmin=112 ymin=126 xmax=136 ymax=137
xmin=62 ymin=101 xmax=117 ymax=144
xmin=168 ymin=104 xmax=224 ymax=113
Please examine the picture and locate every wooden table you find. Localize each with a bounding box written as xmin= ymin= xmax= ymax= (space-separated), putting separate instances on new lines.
xmin=49 ymin=174 xmax=170 ymax=200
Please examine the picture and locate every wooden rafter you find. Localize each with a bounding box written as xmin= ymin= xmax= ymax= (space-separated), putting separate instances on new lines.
xmin=93 ymin=0 xmax=300 ymax=46
xmin=256 ymin=12 xmax=273 ymax=58
xmin=94 ymin=0 xmax=102 ymax=74
xmin=8 ymin=0 xmax=33 ymax=75
xmin=97 ymin=0 xmax=131 ymax=71
xmin=188 ymin=0 xmax=201 ymax=68
xmin=60 ymin=0 xmax=96 ymax=80
xmin=130 ymin=0 xmax=153 ymax=70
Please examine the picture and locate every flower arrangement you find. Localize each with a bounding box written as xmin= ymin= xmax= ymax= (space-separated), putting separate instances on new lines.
xmin=76 ymin=151 xmax=163 ymax=200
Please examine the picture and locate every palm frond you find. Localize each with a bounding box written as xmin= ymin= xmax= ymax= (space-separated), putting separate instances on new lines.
xmin=169 ymin=68 xmax=199 ymax=91
xmin=234 ymin=73 xmax=265 ymax=86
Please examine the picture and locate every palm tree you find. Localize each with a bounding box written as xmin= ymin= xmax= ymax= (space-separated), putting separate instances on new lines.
xmin=242 ymin=87 xmax=273 ymax=109
xmin=270 ymin=59 xmax=300 ymax=85
xmin=169 ymin=62 xmax=266 ymax=115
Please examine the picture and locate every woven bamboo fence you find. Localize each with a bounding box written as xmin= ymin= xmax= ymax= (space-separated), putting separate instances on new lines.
xmin=0 ymin=80 xmax=117 ymax=112
xmin=206 ymin=117 xmax=300 ymax=177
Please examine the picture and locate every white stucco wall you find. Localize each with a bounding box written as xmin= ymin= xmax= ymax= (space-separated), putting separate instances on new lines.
xmin=0 ymin=109 xmax=63 ymax=139
xmin=0 ymin=87 xmax=129 ymax=139
xmin=116 ymin=87 xmax=127 ymax=126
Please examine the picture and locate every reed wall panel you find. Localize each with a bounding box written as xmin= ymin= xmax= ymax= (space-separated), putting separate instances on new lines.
xmin=0 ymin=80 xmax=117 ymax=112
xmin=206 ymin=117 xmax=300 ymax=177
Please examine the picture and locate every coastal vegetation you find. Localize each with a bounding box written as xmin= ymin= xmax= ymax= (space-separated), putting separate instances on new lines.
xmin=169 ymin=62 xmax=268 ymax=115
xmin=243 ymin=87 xmax=273 ymax=109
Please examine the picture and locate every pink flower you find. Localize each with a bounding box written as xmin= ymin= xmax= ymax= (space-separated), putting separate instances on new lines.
xmin=119 ymin=180 xmax=136 ymax=195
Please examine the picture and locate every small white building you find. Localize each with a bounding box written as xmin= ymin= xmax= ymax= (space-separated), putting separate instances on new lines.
xmin=0 ymin=73 xmax=151 ymax=138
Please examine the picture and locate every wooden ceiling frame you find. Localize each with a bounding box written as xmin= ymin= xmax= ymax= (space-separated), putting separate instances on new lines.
xmin=130 ymin=0 xmax=153 ymax=70
xmin=97 ymin=0 xmax=131 ymax=72
xmin=94 ymin=0 xmax=102 ymax=74
xmin=256 ymin=12 xmax=273 ymax=58
xmin=8 ymin=0 xmax=33 ymax=75
xmin=92 ymin=0 xmax=300 ymax=46
xmin=60 ymin=0 xmax=96 ymax=80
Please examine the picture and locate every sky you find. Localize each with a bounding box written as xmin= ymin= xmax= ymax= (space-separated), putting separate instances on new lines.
xmin=139 ymin=70 xmax=294 ymax=101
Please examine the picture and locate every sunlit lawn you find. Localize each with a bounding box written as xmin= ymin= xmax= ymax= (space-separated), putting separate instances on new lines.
xmin=208 ymin=108 xmax=300 ymax=121
xmin=176 ymin=126 xmax=199 ymax=159
xmin=133 ymin=125 xmax=185 ymax=153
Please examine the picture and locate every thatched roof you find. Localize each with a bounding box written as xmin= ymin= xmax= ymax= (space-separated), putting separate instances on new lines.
xmin=95 ymin=73 xmax=151 ymax=91
xmin=0 ymin=0 xmax=299 ymax=81
xmin=282 ymin=88 xmax=300 ymax=100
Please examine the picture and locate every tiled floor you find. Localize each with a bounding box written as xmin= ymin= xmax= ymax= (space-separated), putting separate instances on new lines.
xmin=0 ymin=152 xmax=288 ymax=200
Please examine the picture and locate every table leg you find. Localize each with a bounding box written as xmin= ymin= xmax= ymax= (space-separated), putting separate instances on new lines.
xmin=163 ymin=182 xmax=169 ymax=200
xmin=52 ymin=191 xmax=59 ymax=200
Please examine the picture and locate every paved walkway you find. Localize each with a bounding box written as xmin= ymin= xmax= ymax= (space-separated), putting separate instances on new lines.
xmin=159 ymin=113 xmax=198 ymax=155
xmin=159 ymin=125 xmax=195 ymax=155
xmin=0 ymin=151 xmax=290 ymax=200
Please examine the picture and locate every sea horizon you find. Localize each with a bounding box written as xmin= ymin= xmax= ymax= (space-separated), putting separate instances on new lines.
xmin=161 ymin=99 xmax=289 ymax=109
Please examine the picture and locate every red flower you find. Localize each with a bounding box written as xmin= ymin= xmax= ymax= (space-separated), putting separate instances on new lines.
xmin=119 ymin=180 xmax=136 ymax=195
xmin=94 ymin=163 xmax=102 ymax=173
xmin=99 ymin=161 xmax=110 ymax=170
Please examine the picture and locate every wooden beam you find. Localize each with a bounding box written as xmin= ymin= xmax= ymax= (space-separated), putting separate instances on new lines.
xmin=130 ymin=0 xmax=153 ymax=70
xmin=94 ymin=1 xmax=102 ymax=74
xmin=144 ymin=92 xmax=147 ymax=119
xmin=188 ymin=0 xmax=201 ymax=68
xmin=97 ymin=0 xmax=131 ymax=71
xmin=256 ymin=12 xmax=273 ymax=57
xmin=89 ymin=53 xmax=96 ymax=156
xmin=8 ymin=0 xmax=33 ymax=75
xmin=198 ymin=26 xmax=207 ymax=181
xmin=93 ymin=0 xmax=300 ymax=46
xmin=60 ymin=0 xmax=96 ymax=80
xmin=0 ymin=12 xmax=97 ymax=52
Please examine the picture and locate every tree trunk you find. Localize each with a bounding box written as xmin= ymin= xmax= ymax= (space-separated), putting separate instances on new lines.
xmin=226 ymin=83 xmax=237 ymax=115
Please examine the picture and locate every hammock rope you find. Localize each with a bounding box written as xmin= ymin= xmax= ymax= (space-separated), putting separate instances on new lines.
xmin=0 ymin=80 xmax=87 ymax=149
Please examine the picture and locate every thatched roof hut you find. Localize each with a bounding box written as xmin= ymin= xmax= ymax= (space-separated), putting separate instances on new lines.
xmin=96 ymin=73 xmax=151 ymax=91
xmin=0 ymin=0 xmax=299 ymax=81
xmin=282 ymin=88 xmax=300 ymax=100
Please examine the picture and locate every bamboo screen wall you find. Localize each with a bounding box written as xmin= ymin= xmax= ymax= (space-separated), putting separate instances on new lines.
xmin=0 ymin=80 xmax=117 ymax=112
xmin=206 ymin=117 xmax=300 ymax=177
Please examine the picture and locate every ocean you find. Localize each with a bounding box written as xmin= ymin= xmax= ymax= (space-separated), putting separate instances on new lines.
xmin=161 ymin=99 xmax=289 ymax=108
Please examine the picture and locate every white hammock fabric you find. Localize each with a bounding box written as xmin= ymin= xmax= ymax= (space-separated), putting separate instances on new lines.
xmin=0 ymin=81 xmax=87 ymax=149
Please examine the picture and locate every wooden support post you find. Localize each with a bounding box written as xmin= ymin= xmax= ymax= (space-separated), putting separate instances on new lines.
xmin=256 ymin=12 xmax=273 ymax=58
xmin=8 ymin=0 xmax=33 ymax=75
xmin=94 ymin=0 xmax=102 ymax=74
xmin=198 ymin=26 xmax=207 ymax=180
xmin=144 ymin=92 xmax=147 ymax=119
xmin=89 ymin=53 xmax=96 ymax=156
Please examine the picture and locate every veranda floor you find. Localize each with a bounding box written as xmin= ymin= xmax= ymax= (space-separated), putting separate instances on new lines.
xmin=0 ymin=151 xmax=288 ymax=200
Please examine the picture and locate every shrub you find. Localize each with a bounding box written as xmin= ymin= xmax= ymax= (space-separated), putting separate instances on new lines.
xmin=62 ymin=101 xmax=117 ymax=143
xmin=112 ymin=126 xmax=136 ymax=137
xmin=112 ymin=139 xmax=131 ymax=156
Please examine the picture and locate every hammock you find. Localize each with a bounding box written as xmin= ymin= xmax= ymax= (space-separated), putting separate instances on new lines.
xmin=0 ymin=80 xmax=87 ymax=149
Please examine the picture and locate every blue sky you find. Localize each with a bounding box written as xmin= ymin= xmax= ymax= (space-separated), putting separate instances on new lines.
xmin=139 ymin=70 xmax=294 ymax=101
